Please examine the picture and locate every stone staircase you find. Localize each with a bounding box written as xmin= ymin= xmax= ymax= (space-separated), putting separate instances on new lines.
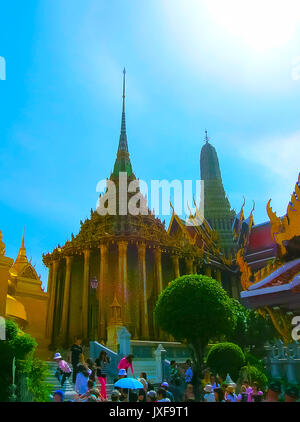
xmin=45 ymin=361 xmax=77 ymax=401
xmin=45 ymin=361 xmax=115 ymax=401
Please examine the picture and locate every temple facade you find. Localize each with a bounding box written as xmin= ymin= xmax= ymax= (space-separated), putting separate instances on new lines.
xmin=0 ymin=229 xmax=48 ymax=351
xmin=236 ymin=173 xmax=300 ymax=344
xmin=43 ymin=71 xmax=240 ymax=348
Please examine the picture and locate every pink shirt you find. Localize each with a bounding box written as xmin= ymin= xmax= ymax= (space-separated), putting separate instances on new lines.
xmin=59 ymin=360 xmax=71 ymax=373
xmin=117 ymin=357 xmax=134 ymax=376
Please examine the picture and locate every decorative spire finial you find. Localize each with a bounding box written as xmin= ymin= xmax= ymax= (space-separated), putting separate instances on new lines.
xmin=21 ymin=227 xmax=25 ymax=248
xmin=118 ymin=68 xmax=128 ymax=152
xmin=122 ymin=67 xmax=126 ymax=113
xmin=204 ymin=130 xmax=209 ymax=143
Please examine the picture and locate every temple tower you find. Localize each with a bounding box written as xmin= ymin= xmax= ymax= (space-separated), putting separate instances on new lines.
xmin=200 ymin=131 xmax=235 ymax=253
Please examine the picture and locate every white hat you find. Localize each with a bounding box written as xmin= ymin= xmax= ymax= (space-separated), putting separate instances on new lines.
xmin=161 ymin=382 xmax=169 ymax=388
xmin=204 ymin=384 xmax=213 ymax=393
xmin=118 ymin=368 xmax=127 ymax=376
xmin=54 ymin=352 xmax=62 ymax=360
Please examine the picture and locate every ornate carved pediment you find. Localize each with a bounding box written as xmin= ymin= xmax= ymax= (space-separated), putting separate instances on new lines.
xmin=21 ymin=264 xmax=39 ymax=280
xmin=267 ymin=173 xmax=300 ymax=255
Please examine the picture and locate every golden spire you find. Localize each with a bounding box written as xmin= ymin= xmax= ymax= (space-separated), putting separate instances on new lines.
xmin=13 ymin=228 xmax=28 ymax=272
xmin=0 ymin=230 xmax=6 ymax=256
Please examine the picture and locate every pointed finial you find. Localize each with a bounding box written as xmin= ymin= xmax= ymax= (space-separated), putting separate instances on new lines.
xmin=204 ymin=130 xmax=209 ymax=143
xmin=21 ymin=227 xmax=25 ymax=248
xmin=122 ymin=67 xmax=126 ymax=113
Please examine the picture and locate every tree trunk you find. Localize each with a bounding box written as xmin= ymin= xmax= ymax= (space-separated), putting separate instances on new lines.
xmin=189 ymin=340 xmax=206 ymax=401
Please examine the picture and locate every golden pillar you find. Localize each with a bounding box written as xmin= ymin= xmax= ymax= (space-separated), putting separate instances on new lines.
xmin=118 ymin=240 xmax=128 ymax=324
xmin=82 ymin=249 xmax=90 ymax=341
xmin=0 ymin=251 xmax=13 ymax=317
xmin=59 ymin=255 xmax=73 ymax=341
xmin=205 ymin=266 xmax=212 ymax=277
xmin=216 ymin=269 xmax=222 ymax=282
xmin=138 ymin=242 xmax=149 ymax=339
xmin=171 ymin=255 xmax=180 ymax=279
xmin=46 ymin=260 xmax=59 ymax=339
xmin=98 ymin=243 xmax=108 ymax=339
xmin=153 ymin=248 xmax=163 ymax=294
xmin=153 ymin=247 xmax=163 ymax=339
xmin=185 ymin=257 xmax=194 ymax=274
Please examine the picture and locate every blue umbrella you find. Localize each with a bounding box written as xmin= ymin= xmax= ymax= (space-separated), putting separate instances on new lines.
xmin=114 ymin=377 xmax=144 ymax=389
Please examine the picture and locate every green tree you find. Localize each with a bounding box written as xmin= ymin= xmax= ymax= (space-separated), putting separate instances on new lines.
xmin=154 ymin=275 xmax=237 ymax=394
xmin=246 ymin=310 xmax=276 ymax=357
xmin=0 ymin=319 xmax=51 ymax=402
xmin=239 ymin=364 xmax=268 ymax=391
xmin=206 ymin=342 xmax=245 ymax=380
xmin=227 ymin=300 xmax=277 ymax=356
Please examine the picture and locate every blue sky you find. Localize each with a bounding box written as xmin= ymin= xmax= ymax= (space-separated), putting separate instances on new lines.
xmin=1 ymin=0 xmax=300 ymax=288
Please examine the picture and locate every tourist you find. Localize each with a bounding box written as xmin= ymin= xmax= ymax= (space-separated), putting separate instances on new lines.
xmin=237 ymin=385 xmax=248 ymax=402
xmin=52 ymin=389 xmax=64 ymax=402
xmin=75 ymin=363 xmax=92 ymax=396
xmin=53 ymin=352 xmax=72 ymax=387
xmin=169 ymin=360 xmax=181 ymax=386
xmin=75 ymin=380 xmax=99 ymax=402
xmin=225 ymin=385 xmax=238 ymax=402
xmin=86 ymin=358 xmax=96 ymax=386
xmin=138 ymin=377 xmax=148 ymax=391
xmin=214 ymin=387 xmax=225 ymax=402
xmin=183 ymin=383 xmax=196 ymax=402
xmin=210 ymin=374 xmax=220 ymax=391
xmin=95 ymin=350 xmax=110 ymax=399
xmin=140 ymin=372 xmax=153 ymax=390
xmin=69 ymin=337 xmax=83 ymax=384
xmin=203 ymin=384 xmax=216 ymax=402
xmin=111 ymin=390 xmax=121 ymax=402
xmin=243 ymin=380 xmax=253 ymax=402
xmin=185 ymin=359 xmax=193 ymax=384
xmin=161 ymin=381 xmax=175 ymax=402
xmin=138 ymin=388 xmax=146 ymax=402
xmin=117 ymin=354 xmax=134 ymax=377
xmin=129 ymin=390 xmax=139 ymax=402
xmin=117 ymin=368 xmax=127 ymax=379
xmin=146 ymin=390 xmax=157 ymax=402
xmin=157 ymin=388 xmax=171 ymax=402
xmin=169 ymin=360 xmax=182 ymax=401
xmin=119 ymin=390 xmax=129 ymax=402
xmin=251 ymin=382 xmax=263 ymax=402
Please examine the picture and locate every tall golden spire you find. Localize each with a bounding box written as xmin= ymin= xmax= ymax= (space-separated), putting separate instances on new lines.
xmin=14 ymin=228 xmax=28 ymax=267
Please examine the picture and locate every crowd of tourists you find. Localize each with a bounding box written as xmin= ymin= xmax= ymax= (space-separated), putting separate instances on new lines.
xmin=51 ymin=338 xmax=272 ymax=403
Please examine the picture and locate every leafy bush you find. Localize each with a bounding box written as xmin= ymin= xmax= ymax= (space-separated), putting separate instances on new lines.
xmin=206 ymin=342 xmax=245 ymax=380
xmin=240 ymin=365 xmax=268 ymax=391
xmin=0 ymin=319 xmax=51 ymax=402
xmin=26 ymin=358 xmax=52 ymax=402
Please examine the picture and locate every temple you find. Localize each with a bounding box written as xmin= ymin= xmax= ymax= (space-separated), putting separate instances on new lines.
xmin=235 ymin=173 xmax=300 ymax=343
xmin=200 ymin=131 xmax=236 ymax=254
xmin=42 ymin=71 xmax=240 ymax=348
xmin=0 ymin=229 xmax=47 ymax=350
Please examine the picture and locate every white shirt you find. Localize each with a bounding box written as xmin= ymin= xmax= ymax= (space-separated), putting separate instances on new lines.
xmin=204 ymin=393 xmax=216 ymax=402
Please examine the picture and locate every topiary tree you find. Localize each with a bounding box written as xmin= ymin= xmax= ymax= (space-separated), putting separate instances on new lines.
xmin=154 ymin=275 xmax=237 ymax=393
xmin=226 ymin=299 xmax=277 ymax=356
xmin=227 ymin=299 xmax=248 ymax=347
xmin=246 ymin=310 xmax=277 ymax=357
xmin=239 ymin=364 xmax=268 ymax=391
xmin=206 ymin=342 xmax=245 ymax=381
